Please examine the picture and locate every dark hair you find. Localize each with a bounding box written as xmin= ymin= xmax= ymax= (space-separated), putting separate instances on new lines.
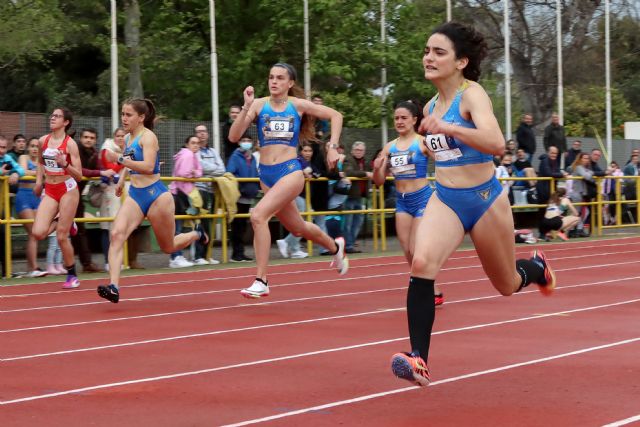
xmin=81 ymin=127 xmax=97 ymax=137
xmin=183 ymin=134 xmax=198 ymax=147
xmin=394 ymin=100 xmax=424 ymax=132
xmin=113 ymin=127 xmax=125 ymax=136
xmin=53 ymin=107 xmax=74 ymax=133
xmin=271 ymin=62 xmax=317 ymax=143
xmin=123 ymin=98 xmax=157 ymax=130
xmin=430 ymin=22 xmax=488 ymax=81
xmin=549 ymin=187 xmax=567 ymax=204
xmin=13 ymin=134 xmax=26 ymax=142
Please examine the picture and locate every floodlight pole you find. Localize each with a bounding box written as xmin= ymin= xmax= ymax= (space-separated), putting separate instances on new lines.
xmin=605 ymin=0 xmax=612 ymax=160
xmin=504 ymin=0 xmax=512 ymax=138
xmin=303 ymin=0 xmax=311 ymax=99
xmin=110 ymin=0 xmax=119 ymax=131
xmin=209 ymin=0 xmax=221 ymax=153
xmin=380 ymin=0 xmax=388 ymax=147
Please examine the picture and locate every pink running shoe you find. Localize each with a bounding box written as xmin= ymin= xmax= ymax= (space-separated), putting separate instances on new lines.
xmin=434 ymin=293 xmax=444 ymax=306
xmin=62 ymin=275 xmax=80 ymax=289
xmin=69 ymin=222 xmax=78 ymax=237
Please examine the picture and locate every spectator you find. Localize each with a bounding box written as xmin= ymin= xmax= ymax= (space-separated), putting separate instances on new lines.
xmin=73 ymin=127 xmax=116 ymax=272
xmin=539 ymin=188 xmax=580 ymax=241
xmin=622 ymin=154 xmax=639 ymax=204
xmin=603 ymin=160 xmax=624 ymax=225
xmin=543 ymin=112 xmax=567 ymax=156
xmin=98 ymin=129 xmax=127 ymax=271
xmin=8 ymin=134 xmax=27 ymax=162
xmin=276 ymin=141 xmax=315 ymax=259
xmin=312 ymin=95 xmax=329 ymax=140
xmin=512 ymin=148 xmax=537 ymax=188
xmin=505 ymin=139 xmax=517 ymax=156
xmin=495 ymin=153 xmax=514 ymax=204
xmin=168 ymin=135 xmax=203 ymax=268
xmin=194 ymin=124 xmax=225 ymax=265
xmin=568 ymin=152 xmax=604 ymax=236
xmin=309 ymin=141 xmax=330 ymax=250
xmin=342 ymin=141 xmax=372 ymax=253
xmin=222 ymin=106 xmax=242 ymax=162
xmin=515 ymin=114 xmax=536 ymax=161
xmin=536 ymin=146 xmax=569 ymax=205
xmin=326 ymin=153 xmax=349 ymax=242
xmin=16 ymin=138 xmax=47 ymax=277
xmin=625 ymin=149 xmax=640 ymax=166
xmin=226 ymin=134 xmax=260 ymax=262
xmin=564 ymin=140 xmax=582 ymax=170
xmin=0 ymin=135 xmax=24 ymax=189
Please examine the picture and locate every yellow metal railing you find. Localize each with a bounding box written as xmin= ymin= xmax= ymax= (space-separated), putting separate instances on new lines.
xmin=2 ymin=174 xmax=639 ymax=279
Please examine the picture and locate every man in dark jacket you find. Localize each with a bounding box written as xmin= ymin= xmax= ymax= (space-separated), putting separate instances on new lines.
xmin=516 ymin=114 xmax=536 ymax=161
xmin=537 ymin=146 xmax=569 ymax=204
xmin=543 ymin=113 xmax=567 ymax=155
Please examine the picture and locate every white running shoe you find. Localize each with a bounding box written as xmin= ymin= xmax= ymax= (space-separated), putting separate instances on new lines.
xmin=193 ymin=258 xmax=210 ymax=266
xmin=207 ymin=258 xmax=221 ymax=265
xmin=290 ymin=250 xmax=308 ymax=259
xmin=240 ymin=279 xmax=269 ymax=298
xmin=331 ymin=237 xmax=349 ymax=275
xmin=169 ymin=256 xmax=194 ymax=268
xmin=27 ymin=269 xmax=47 ymax=278
xmin=276 ymin=239 xmax=289 ymax=258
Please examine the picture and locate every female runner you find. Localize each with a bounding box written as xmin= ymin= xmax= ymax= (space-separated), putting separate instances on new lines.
xmin=32 ymin=108 xmax=83 ymax=289
xmin=372 ymin=100 xmax=443 ymax=305
xmin=229 ymin=62 xmax=348 ymax=298
xmin=390 ymin=22 xmax=555 ymax=386
xmin=97 ymin=99 xmax=207 ymax=303
xmin=16 ymin=138 xmax=48 ymax=277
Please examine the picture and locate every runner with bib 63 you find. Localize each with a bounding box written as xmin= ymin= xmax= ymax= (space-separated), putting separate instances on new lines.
xmin=389 ymin=22 xmax=556 ymax=387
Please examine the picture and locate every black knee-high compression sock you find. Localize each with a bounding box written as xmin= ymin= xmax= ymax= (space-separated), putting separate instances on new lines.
xmin=65 ymin=264 xmax=77 ymax=277
xmin=515 ymin=259 xmax=544 ymax=291
xmin=407 ymin=276 xmax=436 ymax=361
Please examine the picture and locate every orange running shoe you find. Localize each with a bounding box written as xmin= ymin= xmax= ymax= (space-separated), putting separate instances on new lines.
xmin=390 ymin=352 xmax=430 ymax=386
xmin=531 ymin=249 xmax=556 ymax=296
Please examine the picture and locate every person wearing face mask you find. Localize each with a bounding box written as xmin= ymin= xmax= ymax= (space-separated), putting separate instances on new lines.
xmin=226 ymin=134 xmax=260 ymax=262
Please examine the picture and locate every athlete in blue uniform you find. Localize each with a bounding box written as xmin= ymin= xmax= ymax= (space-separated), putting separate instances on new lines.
xmin=373 ymin=101 xmax=443 ymax=305
xmin=229 ymin=63 xmax=349 ymax=298
xmin=97 ymin=98 xmax=207 ymax=303
xmin=390 ymin=22 xmax=556 ymax=386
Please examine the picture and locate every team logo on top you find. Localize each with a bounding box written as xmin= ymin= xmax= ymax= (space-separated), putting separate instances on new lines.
xmin=287 ymin=162 xmax=295 ymax=170
xmin=477 ymin=189 xmax=491 ymax=201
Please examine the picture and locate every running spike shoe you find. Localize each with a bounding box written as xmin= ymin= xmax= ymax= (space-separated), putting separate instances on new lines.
xmin=391 ymin=352 xmax=431 ymax=386
xmin=531 ymin=249 xmax=556 ymax=296
xmin=97 ymin=284 xmax=120 ymax=303
xmin=62 ymin=275 xmax=80 ymax=289
xmin=331 ymin=237 xmax=349 ymax=275
xmin=240 ymin=279 xmax=269 ymax=299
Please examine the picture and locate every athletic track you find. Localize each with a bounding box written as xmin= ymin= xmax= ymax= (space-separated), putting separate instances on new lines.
xmin=1 ymin=236 xmax=639 ymax=426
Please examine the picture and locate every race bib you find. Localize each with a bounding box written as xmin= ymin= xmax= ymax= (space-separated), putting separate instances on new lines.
xmin=64 ymin=177 xmax=78 ymax=191
xmin=389 ymin=153 xmax=409 ymax=167
xmin=389 ymin=152 xmax=416 ymax=175
xmin=424 ymin=133 xmax=462 ymax=161
xmin=269 ymin=120 xmax=290 ymax=132
xmin=44 ymin=158 xmax=58 ymax=169
xmin=263 ymin=117 xmax=294 ymax=140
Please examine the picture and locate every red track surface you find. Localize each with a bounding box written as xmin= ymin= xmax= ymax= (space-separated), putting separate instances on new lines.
xmin=1 ymin=237 xmax=640 ymax=426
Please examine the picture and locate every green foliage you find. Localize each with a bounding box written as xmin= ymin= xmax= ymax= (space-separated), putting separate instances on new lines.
xmin=564 ymin=85 xmax=638 ymax=139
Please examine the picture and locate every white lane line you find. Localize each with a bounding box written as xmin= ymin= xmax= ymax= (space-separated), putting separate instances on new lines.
xmin=3 ymin=250 xmax=639 ymax=313
xmin=221 ymin=337 xmax=640 ymax=427
xmin=2 ymin=327 xmax=639 ymax=408
xmin=3 ymin=265 xmax=640 ymax=336
xmin=3 ymin=238 xmax=638 ymax=296
xmin=602 ymin=415 xmax=640 ymax=427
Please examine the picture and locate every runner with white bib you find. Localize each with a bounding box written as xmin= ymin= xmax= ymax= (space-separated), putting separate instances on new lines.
xmin=31 ymin=108 xmax=82 ymax=289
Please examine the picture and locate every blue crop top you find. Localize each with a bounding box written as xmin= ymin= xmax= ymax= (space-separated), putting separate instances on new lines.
xmin=426 ymin=83 xmax=493 ymax=168
xmin=257 ymin=100 xmax=301 ymax=148
xmin=388 ymin=138 xmax=429 ymax=180
xmin=124 ymin=131 xmax=161 ymax=175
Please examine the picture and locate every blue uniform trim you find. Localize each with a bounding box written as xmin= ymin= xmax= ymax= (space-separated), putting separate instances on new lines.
xmin=15 ymin=187 xmax=40 ymax=213
xmin=257 ymin=101 xmax=301 ymax=148
xmin=396 ymin=184 xmax=433 ymax=218
xmin=128 ymin=180 xmax=167 ymax=216
xmin=259 ymin=158 xmax=302 ymax=188
xmin=125 ymin=132 xmax=161 ymax=175
xmin=388 ymin=138 xmax=429 ymax=180
xmin=428 ymin=86 xmax=493 ymax=168
xmin=435 ymin=176 xmax=504 ymax=232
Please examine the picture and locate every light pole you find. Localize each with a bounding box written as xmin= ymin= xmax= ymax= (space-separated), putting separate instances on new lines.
xmin=504 ymin=0 xmax=512 ymax=138
xmin=380 ymin=0 xmax=388 ymax=147
xmin=209 ymin=0 xmax=221 ymax=153
xmin=303 ymin=0 xmax=311 ymax=99
xmin=110 ymin=0 xmax=119 ymax=131
xmin=556 ymin=0 xmax=564 ymax=125
xmin=605 ymin=0 xmax=612 ymax=160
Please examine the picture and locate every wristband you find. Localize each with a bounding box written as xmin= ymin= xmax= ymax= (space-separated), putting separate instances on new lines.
xmin=117 ymin=155 xmax=125 ymax=165
xmin=241 ymin=105 xmax=250 ymax=111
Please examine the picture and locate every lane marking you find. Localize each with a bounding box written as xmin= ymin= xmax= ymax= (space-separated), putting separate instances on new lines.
xmin=602 ymin=415 xmax=640 ymax=427
xmin=3 ymin=253 xmax=639 ymax=313
xmin=221 ymin=337 xmax=640 ymax=427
